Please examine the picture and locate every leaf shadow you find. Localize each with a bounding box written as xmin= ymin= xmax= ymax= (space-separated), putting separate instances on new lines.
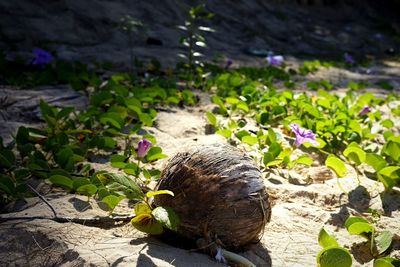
xmin=68 ymin=197 xmax=92 ymax=212
xmin=380 ymin=189 xmax=400 ymax=216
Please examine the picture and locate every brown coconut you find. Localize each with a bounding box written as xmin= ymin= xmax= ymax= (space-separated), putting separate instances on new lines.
xmin=153 ymin=144 xmax=271 ymax=249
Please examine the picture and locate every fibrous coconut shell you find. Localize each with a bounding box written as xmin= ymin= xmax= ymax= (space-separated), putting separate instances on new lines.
xmin=153 ymin=144 xmax=271 ymax=249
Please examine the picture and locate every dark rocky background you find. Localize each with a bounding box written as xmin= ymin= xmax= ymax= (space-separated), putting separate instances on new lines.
xmin=1 ymin=0 xmax=400 ymax=68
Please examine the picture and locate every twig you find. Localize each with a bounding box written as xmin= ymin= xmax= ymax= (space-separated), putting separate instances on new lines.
xmin=26 ymin=184 xmax=57 ymax=218
xmin=0 ymin=214 xmax=135 ymax=225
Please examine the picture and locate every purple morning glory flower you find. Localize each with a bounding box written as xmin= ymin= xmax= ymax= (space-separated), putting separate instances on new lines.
xmin=289 ymin=123 xmax=319 ymax=147
xmin=32 ymin=48 xmax=53 ymax=66
xmin=225 ymin=58 xmax=233 ymax=69
xmin=137 ymin=139 xmax=152 ymax=158
xmin=344 ymin=53 xmax=355 ymax=65
xmin=266 ymin=55 xmax=284 ymax=66
xmin=359 ymin=106 xmax=371 ymax=116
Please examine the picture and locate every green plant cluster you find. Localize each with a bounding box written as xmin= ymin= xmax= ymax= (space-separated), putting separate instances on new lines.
xmin=205 ymin=69 xmax=400 ymax=190
xmin=317 ymin=217 xmax=399 ymax=267
xmin=0 ymin=51 xmax=101 ymax=91
xmin=0 ymin=71 xmax=197 ymax=226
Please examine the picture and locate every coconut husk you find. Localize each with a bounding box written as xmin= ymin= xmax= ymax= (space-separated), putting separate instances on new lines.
xmin=153 ymin=144 xmax=271 ymax=249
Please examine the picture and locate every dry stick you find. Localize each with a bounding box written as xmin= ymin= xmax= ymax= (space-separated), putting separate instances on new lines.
xmin=26 ymin=184 xmax=57 ymax=217
xmin=0 ymin=184 xmax=135 ymax=226
xmin=0 ymin=215 xmax=135 ymax=224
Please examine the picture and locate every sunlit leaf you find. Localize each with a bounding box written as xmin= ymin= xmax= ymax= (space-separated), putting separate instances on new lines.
xmin=317 ymin=247 xmax=352 ymax=267
xmin=325 ymin=155 xmax=347 ymax=177
xmin=146 ymin=190 xmax=174 ymax=198
xmin=318 ymin=228 xmax=339 ymax=248
xmin=375 ymin=231 xmax=393 ymax=255
xmin=152 ymin=206 xmax=179 ymax=231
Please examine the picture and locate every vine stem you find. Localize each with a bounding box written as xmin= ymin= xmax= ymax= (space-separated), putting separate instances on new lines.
xmin=26 ymin=184 xmax=57 ymax=218
xmin=0 ymin=215 xmax=135 ymax=225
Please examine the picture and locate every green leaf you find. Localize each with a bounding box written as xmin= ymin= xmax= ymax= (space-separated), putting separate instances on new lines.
xmin=72 ymin=177 xmax=91 ymax=190
xmin=318 ymin=228 xmax=339 ymax=248
xmin=55 ymin=147 xmax=75 ymax=171
xmin=345 ymin=217 xmax=373 ymax=237
xmin=366 ymin=153 xmax=387 ymax=172
xmin=16 ymin=126 xmax=30 ymax=145
xmin=216 ymin=129 xmax=232 ymax=139
xmin=267 ymin=128 xmax=277 ymax=143
xmin=242 ymin=135 xmax=258 ymax=146
xmin=383 ymin=140 xmax=400 ymax=162
xmin=374 ymin=258 xmax=400 ymax=267
xmin=294 ymin=155 xmax=314 ymax=167
xmin=104 ymin=173 xmax=144 ymax=200
xmin=101 ymin=194 xmax=124 ymax=210
xmin=110 ymin=154 xmax=127 ymax=168
xmin=375 ymin=231 xmax=393 ymax=255
xmin=0 ymin=149 xmax=14 ymax=168
xmin=206 ymin=112 xmax=217 ymax=126
xmin=225 ymin=97 xmax=239 ymax=105
xmin=268 ymin=142 xmax=282 ymax=158
xmin=0 ymin=175 xmax=15 ymax=194
xmin=317 ymin=247 xmax=352 ymax=267
xmin=100 ymin=112 xmax=124 ymax=130
xmin=235 ymin=130 xmax=250 ymax=140
xmin=343 ymin=146 xmax=366 ymax=165
xmin=48 ymin=175 xmax=73 ymax=191
xmin=382 ymin=119 xmax=394 ymax=129
xmin=325 ymin=155 xmax=347 ymax=177
xmin=379 ymin=166 xmax=400 ymax=179
xmin=152 ymin=206 xmax=179 ymax=231
xmin=146 ymin=190 xmax=174 ymax=198
xmin=237 ymin=102 xmax=249 ymax=113
xmin=259 ymin=112 xmax=269 ymax=125
xmin=131 ymin=213 xmax=164 ymax=235
xmin=134 ymin=203 xmax=152 ymax=216
xmin=146 ymin=147 xmax=168 ymax=162
xmin=76 ymin=184 xmax=98 ymax=197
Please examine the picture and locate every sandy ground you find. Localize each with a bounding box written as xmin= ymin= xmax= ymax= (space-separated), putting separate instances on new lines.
xmin=1 ymin=62 xmax=400 ymax=266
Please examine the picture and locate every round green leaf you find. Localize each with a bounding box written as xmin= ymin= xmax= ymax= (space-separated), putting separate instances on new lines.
xmin=374 ymin=258 xmax=400 ymax=267
xmin=325 ymin=155 xmax=347 ymax=177
xmin=76 ymin=184 xmax=98 ymax=197
xmin=101 ymin=195 xmax=124 ymax=211
xmin=375 ymin=231 xmax=393 ymax=255
xmin=318 ymin=228 xmax=339 ymax=248
xmin=242 ymin=135 xmax=258 ymax=146
xmin=347 ymin=222 xmax=373 ymax=236
xmin=317 ymin=247 xmax=352 ymax=267
xmin=152 ymin=206 xmax=179 ymax=232
xmin=131 ymin=213 xmax=163 ymax=235
xmin=48 ymin=175 xmax=73 ymax=190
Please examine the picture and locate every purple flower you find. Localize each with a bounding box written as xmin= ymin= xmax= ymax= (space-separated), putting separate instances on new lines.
xmin=225 ymin=58 xmax=233 ymax=69
xmin=137 ymin=139 xmax=152 ymax=158
xmin=359 ymin=106 xmax=371 ymax=116
xmin=32 ymin=48 xmax=53 ymax=66
xmin=266 ymin=55 xmax=284 ymax=66
xmin=344 ymin=53 xmax=355 ymax=65
xmin=289 ymin=123 xmax=319 ymax=147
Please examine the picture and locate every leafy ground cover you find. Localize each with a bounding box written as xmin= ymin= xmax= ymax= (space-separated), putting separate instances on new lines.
xmin=0 ymin=46 xmax=400 ymax=266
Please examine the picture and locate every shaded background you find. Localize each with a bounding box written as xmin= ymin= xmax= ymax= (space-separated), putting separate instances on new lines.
xmin=1 ymin=0 xmax=400 ymax=68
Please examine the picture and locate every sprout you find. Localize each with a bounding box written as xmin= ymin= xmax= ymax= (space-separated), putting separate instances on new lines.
xmin=137 ymin=139 xmax=152 ymax=158
xmin=289 ymin=123 xmax=319 ymax=147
